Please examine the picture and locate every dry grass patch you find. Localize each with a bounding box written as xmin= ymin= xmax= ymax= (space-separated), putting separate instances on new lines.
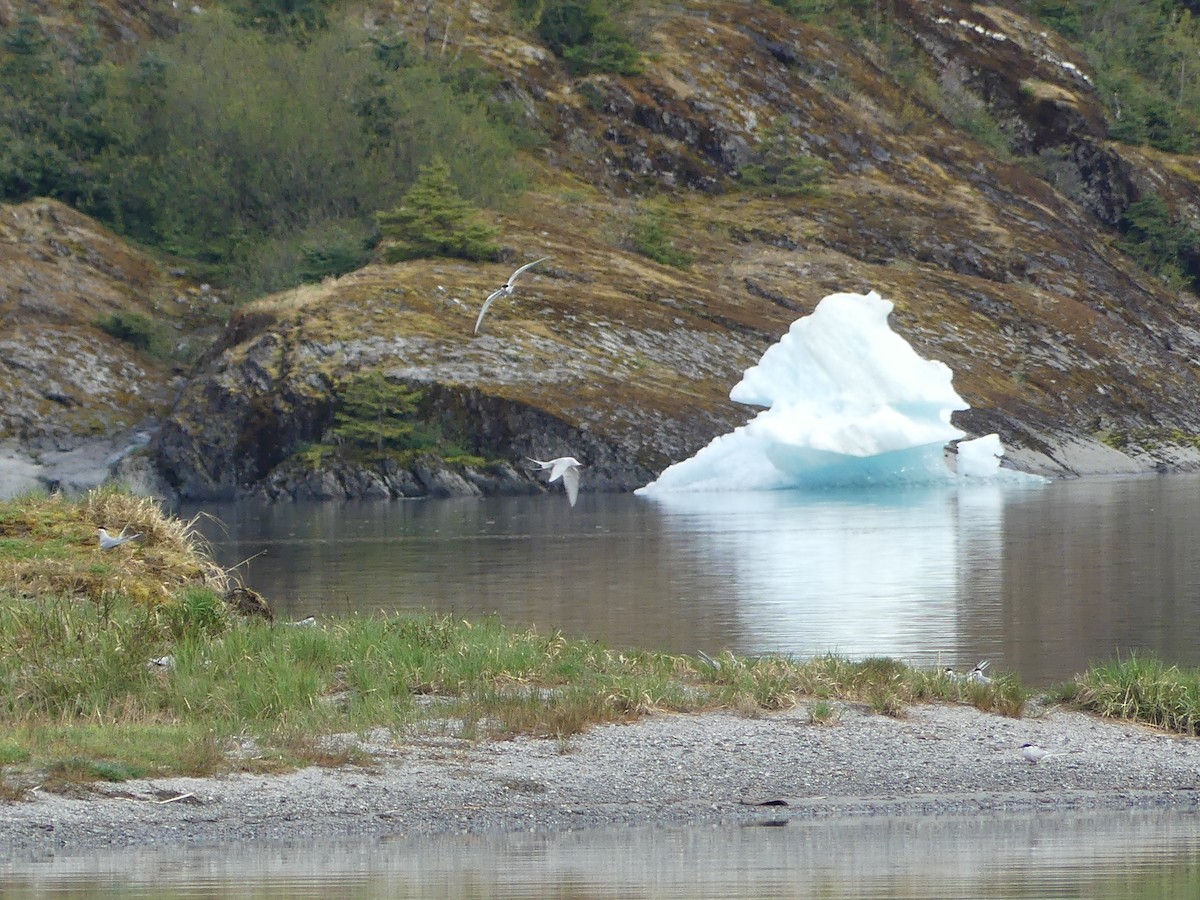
xmin=0 ymin=488 xmax=228 ymax=606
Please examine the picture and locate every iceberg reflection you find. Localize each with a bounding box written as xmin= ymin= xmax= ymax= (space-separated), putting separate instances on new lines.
xmin=651 ymin=486 xmax=1011 ymax=663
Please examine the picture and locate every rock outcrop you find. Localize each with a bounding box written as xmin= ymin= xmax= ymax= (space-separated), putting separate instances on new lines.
xmin=0 ymin=199 xmax=224 ymax=495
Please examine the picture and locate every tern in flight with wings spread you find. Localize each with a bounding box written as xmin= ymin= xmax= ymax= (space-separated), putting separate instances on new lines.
xmin=528 ymin=456 xmax=583 ymax=507
xmin=474 ymin=256 xmax=550 ymax=335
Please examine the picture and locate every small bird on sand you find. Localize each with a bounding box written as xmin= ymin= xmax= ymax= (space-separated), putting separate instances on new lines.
xmin=1021 ymin=742 xmax=1056 ymax=764
xmin=528 ymin=456 xmax=583 ymax=507
xmin=98 ymin=527 xmax=142 ymax=550
xmin=473 ymin=256 xmax=550 ymax=335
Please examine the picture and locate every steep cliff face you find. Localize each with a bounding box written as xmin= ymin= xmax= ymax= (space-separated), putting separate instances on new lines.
xmin=8 ymin=1 xmax=1200 ymax=500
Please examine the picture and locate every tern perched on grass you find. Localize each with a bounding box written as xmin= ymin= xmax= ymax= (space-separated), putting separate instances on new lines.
xmin=473 ymin=256 xmax=550 ymax=335
xmin=968 ymin=660 xmax=992 ymax=684
xmin=528 ymin=456 xmax=583 ymax=507
xmin=98 ymin=527 xmax=141 ymax=550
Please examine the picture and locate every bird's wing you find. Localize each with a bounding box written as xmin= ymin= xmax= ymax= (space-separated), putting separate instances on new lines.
xmin=561 ymin=465 xmax=580 ymax=507
xmin=508 ymin=256 xmax=550 ymax=285
xmin=547 ymin=458 xmax=575 ymax=481
xmin=474 ymin=289 xmax=505 ymax=334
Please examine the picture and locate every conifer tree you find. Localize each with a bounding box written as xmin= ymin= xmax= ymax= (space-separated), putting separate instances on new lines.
xmin=377 ymin=156 xmax=500 ymax=262
xmin=331 ymin=372 xmax=428 ymax=455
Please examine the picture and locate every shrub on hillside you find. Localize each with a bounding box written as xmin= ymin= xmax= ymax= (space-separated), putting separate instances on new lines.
xmin=514 ymin=0 xmax=642 ymax=75
xmin=1117 ymin=193 xmax=1199 ymax=288
xmin=95 ymin=311 xmax=168 ymax=358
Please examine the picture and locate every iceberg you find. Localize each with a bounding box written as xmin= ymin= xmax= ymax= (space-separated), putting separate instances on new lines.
xmin=638 ymin=290 xmax=1043 ymax=494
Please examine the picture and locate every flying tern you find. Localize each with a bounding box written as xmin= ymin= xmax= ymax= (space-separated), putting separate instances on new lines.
xmin=98 ymin=527 xmax=142 ymax=550
xmin=528 ymin=456 xmax=583 ymax=507
xmin=473 ymin=256 xmax=550 ymax=334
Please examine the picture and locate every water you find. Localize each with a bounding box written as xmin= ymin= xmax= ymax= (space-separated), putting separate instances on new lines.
xmin=6 ymin=811 xmax=1200 ymax=898
xmin=8 ymin=475 xmax=1200 ymax=897
xmin=185 ymin=473 xmax=1200 ymax=686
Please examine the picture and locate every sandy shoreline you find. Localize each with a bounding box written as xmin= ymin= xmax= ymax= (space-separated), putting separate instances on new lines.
xmin=3 ymin=701 xmax=1199 ymax=858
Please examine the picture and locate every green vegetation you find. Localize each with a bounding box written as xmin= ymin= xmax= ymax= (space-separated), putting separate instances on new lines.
xmin=377 ymin=157 xmax=501 ymax=263
xmin=0 ymin=8 xmax=528 ymax=299
xmin=1098 ymin=425 xmax=1200 ymax=453
xmin=628 ymin=202 xmax=695 ymax=269
xmin=0 ymin=488 xmax=226 ymax=607
xmin=330 ymin=371 xmax=440 ymax=456
xmin=1020 ymin=0 xmax=1200 ymax=153
xmin=287 ymin=372 xmax=487 ymax=473
xmin=95 ymin=311 xmax=169 ymax=359
xmin=767 ymin=0 xmax=1200 ymax=156
xmin=227 ymin=0 xmax=337 ymax=35
xmin=739 ymin=117 xmax=828 ymax=196
xmin=807 ymin=699 xmax=839 ymax=725
xmin=1058 ymin=654 xmax=1200 ymax=735
xmin=513 ymin=0 xmax=643 ymax=76
xmin=0 ymin=589 xmax=1029 ymax=791
xmin=1117 ymin=193 xmax=1199 ymax=289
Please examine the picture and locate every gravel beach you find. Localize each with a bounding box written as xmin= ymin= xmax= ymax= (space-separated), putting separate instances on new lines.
xmin=4 ymin=701 xmax=1199 ymax=857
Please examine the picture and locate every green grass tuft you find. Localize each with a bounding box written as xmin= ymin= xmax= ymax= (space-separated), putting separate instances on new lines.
xmin=1062 ymin=653 xmax=1200 ymax=734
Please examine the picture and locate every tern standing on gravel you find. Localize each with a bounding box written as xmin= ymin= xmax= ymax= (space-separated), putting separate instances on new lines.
xmin=1021 ymin=742 xmax=1056 ymax=764
xmin=473 ymin=256 xmax=550 ymax=335
xmin=528 ymin=456 xmax=583 ymax=507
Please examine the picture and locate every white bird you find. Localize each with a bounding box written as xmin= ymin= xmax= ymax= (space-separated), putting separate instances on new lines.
xmin=528 ymin=456 xmax=583 ymax=507
xmin=473 ymin=256 xmax=550 ymax=335
xmin=98 ymin=527 xmax=142 ymax=550
xmin=1021 ymin=742 xmax=1056 ymax=764
xmin=968 ymin=660 xmax=992 ymax=684
xmin=943 ymin=666 xmax=963 ymax=682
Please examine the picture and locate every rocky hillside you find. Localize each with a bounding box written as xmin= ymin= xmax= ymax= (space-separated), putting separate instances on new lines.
xmin=6 ymin=0 xmax=1200 ymax=500
xmin=0 ymin=199 xmax=228 ymax=495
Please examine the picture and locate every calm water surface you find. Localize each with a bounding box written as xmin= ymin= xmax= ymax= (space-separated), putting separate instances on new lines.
xmin=186 ymin=473 xmax=1200 ymax=685
xmin=6 ymin=811 xmax=1200 ymax=898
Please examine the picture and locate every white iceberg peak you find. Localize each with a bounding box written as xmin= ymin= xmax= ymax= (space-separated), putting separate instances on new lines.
xmin=638 ymin=290 xmax=1043 ymax=494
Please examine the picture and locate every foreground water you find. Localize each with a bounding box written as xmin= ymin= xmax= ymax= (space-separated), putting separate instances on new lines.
xmin=185 ymin=473 xmax=1200 ymax=686
xmin=6 ymin=810 xmax=1200 ymax=898
xmin=6 ymin=476 xmax=1200 ymax=896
